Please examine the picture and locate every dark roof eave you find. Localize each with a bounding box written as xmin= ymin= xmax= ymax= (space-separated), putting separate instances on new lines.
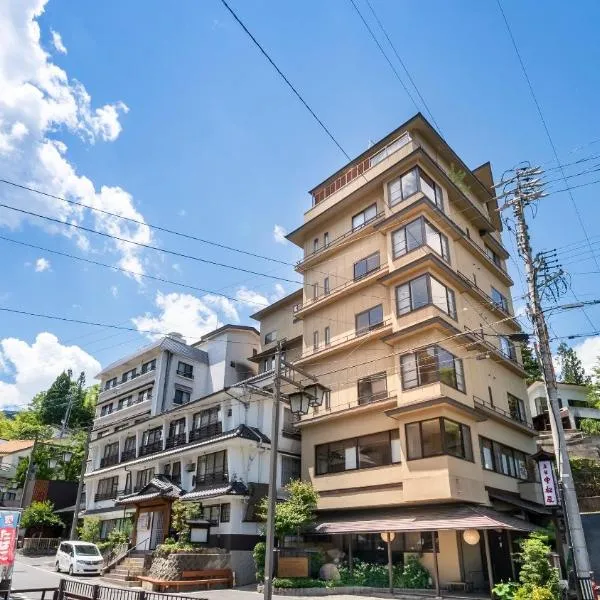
xmin=249 ymin=289 xmax=303 ymax=321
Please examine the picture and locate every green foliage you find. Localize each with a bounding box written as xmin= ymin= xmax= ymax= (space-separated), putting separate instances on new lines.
xmin=170 ymin=499 xmax=202 ymax=543
xmin=570 ymin=457 xmax=600 ymax=497
xmin=106 ymin=520 xmax=132 ymax=549
xmin=257 ymin=480 xmax=319 ymax=538
xmin=448 ymin=163 xmax=471 ymax=196
xmin=153 ymin=539 xmax=197 ymax=557
xmin=521 ymin=343 xmax=542 ymax=385
xmin=588 ymin=359 xmax=600 ymax=408
xmin=338 ymin=557 xmax=430 ymax=589
xmin=79 ymin=517 xmax=101 ymax=543
xmin=580 ymin=418 xmax=600 ymax=436
xmin=272 ymin=578 xmax=327 ymax=589
xmin=0 ymin=408 xmax=52 ymax=440
xmin=253 ymin=541 xmax=266 ymax=581
xmin=309 ymin=549 xmax=325 ymax=577
xmin=492 ymin=581 xmax=519 ymax=599
xmin=556 ymin=343 xmax=589 ymax=385
xmin=21 ymin=500 xmax=64 ymax=529
xmin=400 ymin=554 xmax=431 ymax=589
xmin=514 ymin=585 xmax=557 ymax=600
xmin=516 ymin=533 xmax=559 ymax=600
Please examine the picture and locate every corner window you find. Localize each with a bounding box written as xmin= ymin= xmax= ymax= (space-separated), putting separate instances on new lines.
xmin=315 ymin=430 xmax=400 ymax=475
xmin=354 ymin=252 xmax=380 ymax=280
xmin=176 ymin=361 xmax=193 ymax=378
xmin=355 ymin=304 xmax=384 ymax=335
xmin=406 ymin=418 xmax=473 ymax=461
xmin=499 ymin=336 xmax=517 ymax=361
xmin=485 ymin=245 xmax=502 ymax=269
xmin=480 ymin=436 xmax=528 ymax=480
xmin=400 ymin=345 xmax=465 ymax=392
xmin=395 ymin=274 xmax=456 ymax=319
xmin=264 ymin=330 xmax=277 ymax=345
xmin=392 ymin=217 xmax=449 ymax=262
xmin=352 ymin=204 xmax=378 ymax=231
xmin=357 ymin=372 xmax=388 ymax=405
xmin=508 ymin=393 xmax=527 ymax=424
xmin=388 ymin=167 xmax=443 ymax=210
xmin=491 ymin=287 xmax=509 ymax=312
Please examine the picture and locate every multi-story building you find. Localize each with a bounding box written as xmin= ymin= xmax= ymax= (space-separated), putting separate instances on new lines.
xmin=528 ymin=381 xmax=600 ymax=431
xmin=83 ymin=325 xmax=301 ymax=584
xmin=253 ymin=114 xmax=549 ymax=591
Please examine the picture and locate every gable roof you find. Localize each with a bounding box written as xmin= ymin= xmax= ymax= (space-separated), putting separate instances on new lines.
xmin=0 ymin=440 xmax=35 ymax=455
xmin=116 ymin=474 xmax=184 ymax=505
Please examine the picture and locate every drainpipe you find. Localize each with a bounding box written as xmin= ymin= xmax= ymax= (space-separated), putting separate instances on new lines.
xmin=160 ymin=351 xmax=173 ymax=413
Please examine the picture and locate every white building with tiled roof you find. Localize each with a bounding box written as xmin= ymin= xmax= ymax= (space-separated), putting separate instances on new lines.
xmin=84 ymin=325 xmax=301 ymax=584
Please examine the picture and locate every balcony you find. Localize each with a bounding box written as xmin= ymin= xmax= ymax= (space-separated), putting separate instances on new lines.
xmin=100 ymin=454 xmax=119 ymax=468
xmin=189 ymin=422 xmax=222 ymax=443
xmin=94 ymin=490 xmax=118 ymax=502
xmin=473 ymin=395 xmax=536 ymax=433
xmin=165 ymin=432 xmax=187 ymax=449
xmin=139 ymin=440 xmax=164 ymax=457
xmin=121 ymin=448 xmax=137 ymax=462
xmin=195 ymin=470 xmax=229 ymax=488
xmin=99 ymin=369 xmax=155 ymax=402
xmin=455 ymin=270 xmax=515 ymax=321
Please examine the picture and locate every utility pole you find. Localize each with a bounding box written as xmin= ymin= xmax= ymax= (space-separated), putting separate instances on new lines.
xmin=70 ymin=427 xmax=91 ymax=540
xmin=505 ymin=165 xmax=592 ymax=589
xmin=19 ymin=435 xmax=38 ymax=509
xmin=263 ymin=341 xmax=282 ymax=600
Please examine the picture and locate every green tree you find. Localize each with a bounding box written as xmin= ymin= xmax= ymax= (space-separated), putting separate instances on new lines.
xmin=556 ymin=343 xmax=589 ymax=385
xmin=514 ymin=533 xmax=559 ymax=600
xmin=257 ymin=480 xmax=319 ymax=539
xmin=171 ymin=499 xmax=203 ymax=543
xmin=79 ymin=517 xmax=101 ymax=543
xmin=21 ymin=500 xmax=64 ymax=529
xmin=587 ymin=359 xmax=600 ymax=409
xmin=521 ymin=343 xmax=542 ymax=385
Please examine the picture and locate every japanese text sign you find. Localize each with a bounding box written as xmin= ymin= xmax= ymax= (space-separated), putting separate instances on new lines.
xmin=538 ymin=460 xmax=558 ymax=506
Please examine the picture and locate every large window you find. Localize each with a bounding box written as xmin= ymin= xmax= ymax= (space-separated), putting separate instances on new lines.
xmin=405 ymin=418 xmax=473 ymax=461
xmin=355 ymin=304 xmax=384 ymax=335
xmin=388 ymin=167 xmax=444 ymax=210
xmin=352 ymin=204 xmax=378 ymax=231
xmin=357 ymin=372 xmax=388 ymax=405
xmin=480 ymin=437 xmax=528 ymax=480
xmin=196 ymin=450 xmax=228 ymax=485
xmin=315 ymin=430 xmax=400 ymax=475
xmin=392 ymin=217 xmax=450 ymax=262
xmin=400 ymin=345 xmax=465 ymax=392
xmin=174 ymin=388 xmax=191 ymax=405
xmin=191 ymin=407 xmax=222 ymax=441
xmin=508 ymin=393 xmax=527 ymax=424
xmin=96 ymin=476 xmax=119 ymax=501
xmin=491 ymin=287 xmax=509 ymax=312
xmin=141 ymin=426 xmax=162 ymax=448
xmin=281 ymin=456 xmax=301 ymax=485
xmin=135 ymin=468 xmax=155 ymax=490
xmin=395 ymin=274 xmax=456 ymax=319
xmin=354 ymin=252 xmax=380 ymax=280
xmin=141 ymin=359 xmax=156 ymax=374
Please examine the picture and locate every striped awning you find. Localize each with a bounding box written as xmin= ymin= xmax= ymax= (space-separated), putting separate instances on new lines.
xmin=314 ymin=504 xmax=539 ymax=534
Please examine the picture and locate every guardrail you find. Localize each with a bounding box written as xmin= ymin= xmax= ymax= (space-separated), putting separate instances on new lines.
xmin=21 ymin=537 xmax=61 ymax=555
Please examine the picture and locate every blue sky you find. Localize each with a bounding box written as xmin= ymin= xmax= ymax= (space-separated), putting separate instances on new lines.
xmin=1 ymin=0 xmax=600 ymax=406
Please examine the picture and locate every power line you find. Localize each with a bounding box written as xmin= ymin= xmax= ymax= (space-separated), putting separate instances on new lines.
xmin=347 ymin=0 xmax=420 ymax=114
xmin=362 ymin=0 xmax=442 ymax=134
xmin=0 ymin=178 xmax=294 ymax=268
xmin=219 ymin=0 xmax=352 ymax=162
xmin=0 ymin=201 xmax=301 ymax=285
xmin=496 ymin=0 xmax=600 ymax=275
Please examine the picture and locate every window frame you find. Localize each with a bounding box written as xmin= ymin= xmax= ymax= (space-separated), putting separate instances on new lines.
xmin=357 ymin=372 xmax=388 ymax=405
xmin=400 ymin=345 xmax=465 ymax=393
xmin=395 ymin=273 xmax=456 ymax=319
xmin=391 ymin=216 xmax=450 ymax=262
xmin=141 ymin=359 xmax=156 ymax=374
xmin=173 ymin=388 xmax=191 ymax=405
xmin=388 ymin=167 xmax=444 ymax=210
xmin=351 ymin=203 xmax=378 ymax=232
xmin=491 ymin=287 xmax=509 ymax=312
xmin=315 ymin=429 xmax=400 ymax=476
xmin=405 ymin=417 xmax=473 ymax=462
xmin=176 ymin=361 xmax=194 ymax=378
xmin=355 ymin=304 xmax=384 ymax=335
xmin=479 ymin=435 xmax=529 ymax=480
xmin=264 ymin=330 xmax=277 ymax=345
xmin=353 ymin=252 xmax=381 ymax=281
xmin=324 ymin=326 xmax=331 ymax=346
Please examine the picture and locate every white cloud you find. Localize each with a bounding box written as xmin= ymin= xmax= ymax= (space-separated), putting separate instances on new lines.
xmin=573 ymin=336 xmax=600 ymax=378
xmin=271 ymin=283 xmax=286 ymax=302
xmin=50 ymin=29 xmax=66 ymax=54
xmin=0 ymin=332 xmax=100 ymax=407
xmin=34 ymin=257 xmax=50 ymax=271
xmin=204 ymin=295 xmax=239 ymax=323
xmin=235 ymin=287 xmax=269 ymax=309
xmin=172 ymin=263 xmax=181 ymax=273
xmin=273 ymin=224 xmax=288 ymax=244
xmin=132 ymin=291 xmax=224 ymax=343
xmin=110 ymin=285 xmax=118 ymax=298
xmin=0 ymin=0 xmax=147 ymax=279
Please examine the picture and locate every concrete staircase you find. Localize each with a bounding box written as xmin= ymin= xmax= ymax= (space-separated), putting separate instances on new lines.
xmin=102 ymin=553 xmax=148 ymax=588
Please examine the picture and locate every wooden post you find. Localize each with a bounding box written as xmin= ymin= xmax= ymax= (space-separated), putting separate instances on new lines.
xmin=387 ymin=538 xmax=393 ymax=594
xmin=506 ymin=530 xmax=516 ymax=581
xmin=348 ymin=534 xmax=353 ymax=575
xmin=432 ymin=531 xmax=440 ymax=597
xmin=483 ymin=529 xmax=494 ymax=594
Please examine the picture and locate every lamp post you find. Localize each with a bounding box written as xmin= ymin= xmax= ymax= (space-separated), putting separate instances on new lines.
xmin=380 ymin=532 xmax=395 ymax=594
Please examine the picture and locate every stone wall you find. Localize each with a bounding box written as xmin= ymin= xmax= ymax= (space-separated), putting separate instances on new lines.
xmin=230 ymin=550 xmax=256 ymax=586
xmin=148 ymin=551 xmax=230 ymax=580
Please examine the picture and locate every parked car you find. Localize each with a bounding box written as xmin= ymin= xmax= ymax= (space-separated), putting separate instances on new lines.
xmin=55 ymin=541 xmax=103 ymax=576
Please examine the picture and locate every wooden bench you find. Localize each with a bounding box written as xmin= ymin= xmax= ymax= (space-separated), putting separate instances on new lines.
xmin=138 ymin=569 xmax=233 ymax=592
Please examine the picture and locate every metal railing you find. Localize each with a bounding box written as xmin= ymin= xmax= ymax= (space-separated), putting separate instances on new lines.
xmin=165 ymin=432 xmax=187 ymax=449
xmin=456 ymin=270 xmax=512 ymax=317
xmin=195 ymin=470 xmax=229 ymax=487
xmin=189 ymin=422 xmax=222 ymax=442
xmin=473 ymin=395 xmax=534 ymax=429
xmin=121 ymin=448 xmax=137 ymax=462
xmin=138 ymin=440 xmax=163 ymax=456
xmin=94 ymin=490 xmax=118 ymax=502
xmin=100 ymin=455 xmax=119 ymax=468
xmin=21 ymin=537 xmax=61 ymax=555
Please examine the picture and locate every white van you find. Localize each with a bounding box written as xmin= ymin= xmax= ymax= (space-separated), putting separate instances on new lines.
xmin=55 ymin=541 xmax=104 ymax=575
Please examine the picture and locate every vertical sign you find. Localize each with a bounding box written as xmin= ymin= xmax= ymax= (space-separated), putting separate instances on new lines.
xmin=538 ymin=460 xmax=558 ymax=506
xmin=0 ymin=511 xmax=20 ymax=585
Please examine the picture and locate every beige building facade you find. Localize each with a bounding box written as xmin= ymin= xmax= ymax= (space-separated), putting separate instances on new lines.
xmin=253 ymin=114 xmax=549 ymax=592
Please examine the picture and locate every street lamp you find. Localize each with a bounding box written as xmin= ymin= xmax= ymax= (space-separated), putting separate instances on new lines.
xmin=48 ymin=450 xmax=73 ymax=470
xmin=303 ymin=383 xmax=328 ymax=408
xmin=288 ymin=391 xmax=310 ymax=417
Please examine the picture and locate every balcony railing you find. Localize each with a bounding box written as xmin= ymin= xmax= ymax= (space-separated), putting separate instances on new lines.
xmin=195 ymin=470 xmax=229 ymax=488
xmin=456 ymin=271 xmax=512 ymax=317
xmin=176 ymin=369 xmax=194 ymax=379
xmin=99 ymin=369 xmax=155 ymax=401
xmin=282 ymin=426 xmax=301 ymax=440
xmin=473 ymin=395 xmax=534 ymax=430
xmin=165 ymin=432 xmax=187 ymax=449
xmin=139 ymin=440 xmax=163 ymax=457
xmin=189 ymin=422 xmax=222 ymax=442
xmin=121 ymin=448 xmax=137 ymax=462
xmin=100 ymin=454 xmax=120 ymax=468
xmin=94 ymin=490 xmax=118 ymax=502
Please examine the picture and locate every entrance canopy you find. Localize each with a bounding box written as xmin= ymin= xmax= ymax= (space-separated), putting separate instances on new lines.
xmin=314 ymin=503 xmax=539 ymax=534
xmin=116 ymin=475 xmax=183 ymax=506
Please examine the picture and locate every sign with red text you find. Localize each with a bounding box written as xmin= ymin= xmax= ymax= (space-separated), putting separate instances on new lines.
xmin=538 ymin=460 xmax=559 ymax=506
xmin=0 ymin=511 xmax=20 ymax=584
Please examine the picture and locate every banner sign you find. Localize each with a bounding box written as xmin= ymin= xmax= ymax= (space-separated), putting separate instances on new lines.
xmin=0 ymin=511 xmax=20 ymax=582
xmin=538 ymin=460 xmax=559 ymax=506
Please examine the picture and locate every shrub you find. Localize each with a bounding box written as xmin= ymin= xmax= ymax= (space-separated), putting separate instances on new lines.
xmin=153 ymin=541 xmax=196 ymax=557
xmin=253 ymin=541 xmax=266 ymax=582
xmin=21 ymin=501 xmax=63 ymax=529
xmin=492 ymin=581 xmax=519 ymax=599
xmin=517 ymin=533 xmax=559 ymax=598
xmin=171 ymin=499 xmax=202 ymax=543
xmin=580 ymin=418 xmax=600 ymax=436
xmin=272 ymin=578 xmax=327 ymax=589
xmin=514 ymin=585 xmax=557 ymax=600
xmin=401 ymin=554 xmax=431 ymax=589
xmin=309 ymin=549 xmax=326 ymax=577
xmin=78 ymin=517 xmax=101 ymax=543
